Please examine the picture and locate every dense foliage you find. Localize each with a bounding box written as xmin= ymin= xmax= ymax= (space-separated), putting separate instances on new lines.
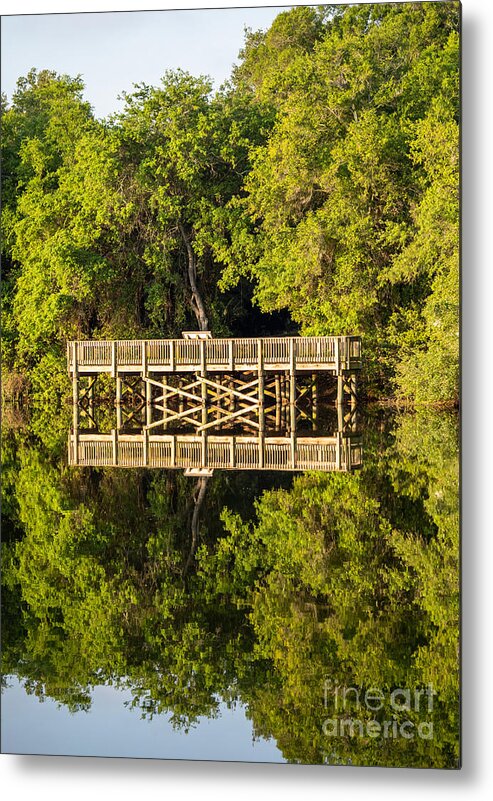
xmin=1 ymin=2 xmax=459 ymax=402
xmin=2 ymin=408 xmax=459 ymax=766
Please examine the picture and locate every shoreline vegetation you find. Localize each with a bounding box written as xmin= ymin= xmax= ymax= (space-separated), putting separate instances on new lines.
xmin=1 ymin=4 xmax=459 ymax=410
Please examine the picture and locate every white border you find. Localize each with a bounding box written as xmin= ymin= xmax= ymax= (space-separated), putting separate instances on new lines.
xmin=1 ymin=1 xmax=492 ymax=798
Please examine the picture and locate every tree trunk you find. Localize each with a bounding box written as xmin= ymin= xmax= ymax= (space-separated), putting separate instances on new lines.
xmin=178 ymin=221 xmax=209 ymax=332
xmin=184 ymin=476 xmax=209 ymax=573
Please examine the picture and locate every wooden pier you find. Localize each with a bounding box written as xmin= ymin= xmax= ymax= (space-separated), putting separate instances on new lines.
xmin=68 ymin=431 xmax=362 ymax=472
xmin=67 ymin=334 xmax=362 ymax=473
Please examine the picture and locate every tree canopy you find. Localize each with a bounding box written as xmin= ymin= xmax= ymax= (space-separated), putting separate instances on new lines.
xmin=2 ymin=3 xmax=460 ymax=403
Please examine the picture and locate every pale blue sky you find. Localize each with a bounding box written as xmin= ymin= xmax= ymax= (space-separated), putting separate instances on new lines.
xmin=1 ymin=5 xmax=293 ymax=118
xmin=2 ymin=675 xmax=285 ymax=760
xmin=1 ymin=7 xmax=294 ymax=117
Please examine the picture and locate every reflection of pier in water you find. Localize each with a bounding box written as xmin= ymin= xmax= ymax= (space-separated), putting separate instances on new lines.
xmin=68 ymin=430 xmax=362 ymax=473
xmin=67 ymin=334 xmax=362 ymax=473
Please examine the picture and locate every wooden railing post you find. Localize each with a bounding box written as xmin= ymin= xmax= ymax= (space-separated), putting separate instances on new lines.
xmin=112 ymin=428 xmax=118 ymax=466
xmin=111 ymin=341 xmax=117 ymax=378
xmin=116 ymin=373 xmax=122 ymax=431
xmin=229 ymin=339 xmax=234 ymax=371
xmin=335 ymin=338 xmax=344 ymax=406
xmin=170 ymin=339 xmax=175 ymax=372
xmin=143 ymin=429 xmax=149 ymax=466
xmin=141 ymin=340 xmax=147 ymax=376
xmin=201 ymin=432 xmax=207 ymax=468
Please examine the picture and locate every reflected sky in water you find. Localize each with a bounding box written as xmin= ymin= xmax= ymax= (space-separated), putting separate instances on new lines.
xmin=2 ymin=676 xmax=284 ymax=762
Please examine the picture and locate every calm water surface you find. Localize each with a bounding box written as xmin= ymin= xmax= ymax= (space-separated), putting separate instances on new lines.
xmin=1 ymin=408 xmax=459 ymax=767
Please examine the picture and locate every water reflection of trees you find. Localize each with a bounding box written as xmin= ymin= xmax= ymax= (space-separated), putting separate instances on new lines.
xmin=1 ymin=410 xmax=459 ymax=767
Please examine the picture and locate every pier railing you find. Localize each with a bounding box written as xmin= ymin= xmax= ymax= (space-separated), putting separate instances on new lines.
xmin=67 ymin=336 xmax=362 ymax=375
xmin=68 ymin=433 xmax=362 ymax=472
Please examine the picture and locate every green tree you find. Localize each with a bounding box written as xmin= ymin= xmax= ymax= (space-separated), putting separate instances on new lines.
xmin=113 ymin=70 xmax=273 ymax=335
xmin=217 ymin=3 xmax=459 ymax=397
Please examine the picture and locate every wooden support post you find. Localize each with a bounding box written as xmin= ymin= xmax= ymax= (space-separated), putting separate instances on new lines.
xmin=89 ymin=377 xmax=96 ymax=430
xmin=145 ymin=379 xmax=152 ymax=428
xmin=230 ymin=435 xmax=235 ymax=468
xmin=258 ymin=339 xmax=265 ymax=436
xmin=337 ymin=373 xmax=343 ymax=405
xmin=116 ymin=376 xmax=122 ymax=431
xmin=337 ymin=402 xmax=344 ymax=433
xmin=289 ymin=338 xmax=296 ymax=435
xmin=275 ymin=373 xmax=281 ymax=430
xmin=335 ymin=335 xmax=344 ymax=408
xmin=179 ymin=378 xmax=184 ymax=415
xmin=200 ymin=339 xmax=207 ymax=428
xmin=350 ymin=373 xmax=357 ymax=409
xmin=142 ymin=340 xmax=152 ymax=428
xmin=162 ymin=379 xmax=168 ymax=430
xmin=171 ymin=435 xmax=176 ymax=468
xmin=311 ymin=373 xmax=318 ymax=429
xmin=282 ymin=373 xmax=289 ymax=428
xmin=201 ymin=432 xmax=207 ymax=469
